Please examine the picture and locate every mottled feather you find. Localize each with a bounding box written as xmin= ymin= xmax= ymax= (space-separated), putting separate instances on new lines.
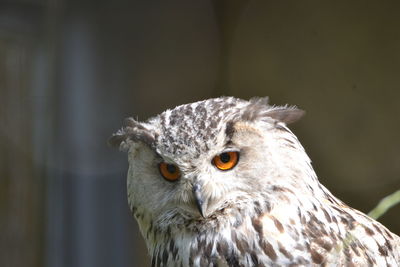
xmin=110 ymin=97 xmax=400 ymax=266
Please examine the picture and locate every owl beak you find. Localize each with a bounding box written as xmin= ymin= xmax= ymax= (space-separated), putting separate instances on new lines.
xmin=192 ymin=182 xmax=207 ymax=218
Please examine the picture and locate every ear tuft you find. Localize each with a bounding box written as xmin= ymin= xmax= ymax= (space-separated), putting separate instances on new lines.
xmin=241 ymin=97 xmax=305 ymax=125
xmin=241 ymin=97 xmax=271 ymax=121
xmin=265 ymin=107 xmax=305 ymax=124
xmin=108 ymin=118 xmax=155 ymax=151
xmin=249 ymin=96 xmax=270 ymax=106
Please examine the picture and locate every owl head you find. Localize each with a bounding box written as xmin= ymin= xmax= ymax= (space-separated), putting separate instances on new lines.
xmin=110 ymin=97 xmax=309 ymax=231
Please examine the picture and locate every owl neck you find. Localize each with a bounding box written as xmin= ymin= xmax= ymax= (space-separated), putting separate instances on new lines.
xmin=275 ymin=129 xmax=337 ymax=204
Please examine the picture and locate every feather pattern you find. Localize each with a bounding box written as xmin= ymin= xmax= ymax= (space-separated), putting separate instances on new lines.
xmin=111 ymin=97 xmax=400 ymax=266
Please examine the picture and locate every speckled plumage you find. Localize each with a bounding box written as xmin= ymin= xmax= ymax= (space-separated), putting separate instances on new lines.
xmin=110 ymin=97 xmax=400 ymax=266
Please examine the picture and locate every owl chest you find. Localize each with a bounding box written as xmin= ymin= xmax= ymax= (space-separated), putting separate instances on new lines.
xmin=150 ymin=230 xmax=247 ymax=267
xmin=148 ymin=222 xmax=302 ymax=267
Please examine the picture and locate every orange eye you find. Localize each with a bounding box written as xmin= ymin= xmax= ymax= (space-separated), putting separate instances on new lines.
xmin=159 ymin=162 xmax=181 ymax=181
xmin=212 ymin=151 xmax=239 ymax=171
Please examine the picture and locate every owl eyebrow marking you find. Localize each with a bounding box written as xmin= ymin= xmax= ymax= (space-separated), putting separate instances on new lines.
xmin=225 ymin=121 xmax=235 ymax=139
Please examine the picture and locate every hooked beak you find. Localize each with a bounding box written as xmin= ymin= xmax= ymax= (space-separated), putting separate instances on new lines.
xmin=192 ymin=182 xmax=208 ymax=218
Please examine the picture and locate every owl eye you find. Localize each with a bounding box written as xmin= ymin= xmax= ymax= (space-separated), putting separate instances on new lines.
xmin=159 ymin=162 xmax=181 ymax=181
xmin=212 ymin=151 xmax=239 ymax=171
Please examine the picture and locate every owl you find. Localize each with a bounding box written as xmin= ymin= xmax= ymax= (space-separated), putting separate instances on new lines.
xmin=109 ymin=97 xmax=400 ymax=266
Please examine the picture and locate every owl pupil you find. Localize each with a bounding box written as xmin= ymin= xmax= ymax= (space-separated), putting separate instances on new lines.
xmin=166 ymin=164 xmax=176 ymax=173
xmin=220 ymin=153 xmax=230 ymax=163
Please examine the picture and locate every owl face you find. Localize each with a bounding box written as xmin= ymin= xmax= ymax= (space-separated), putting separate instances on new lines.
xmin=110 ymin=97 xmax=305 ymax=230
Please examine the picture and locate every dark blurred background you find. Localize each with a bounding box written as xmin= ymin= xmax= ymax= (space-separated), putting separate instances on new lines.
xmin=1 ymin=0 xmax=399 ymax=266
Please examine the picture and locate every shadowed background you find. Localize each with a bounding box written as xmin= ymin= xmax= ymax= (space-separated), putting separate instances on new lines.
xmin=1 ymin=0 xmax=399 ymax=266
